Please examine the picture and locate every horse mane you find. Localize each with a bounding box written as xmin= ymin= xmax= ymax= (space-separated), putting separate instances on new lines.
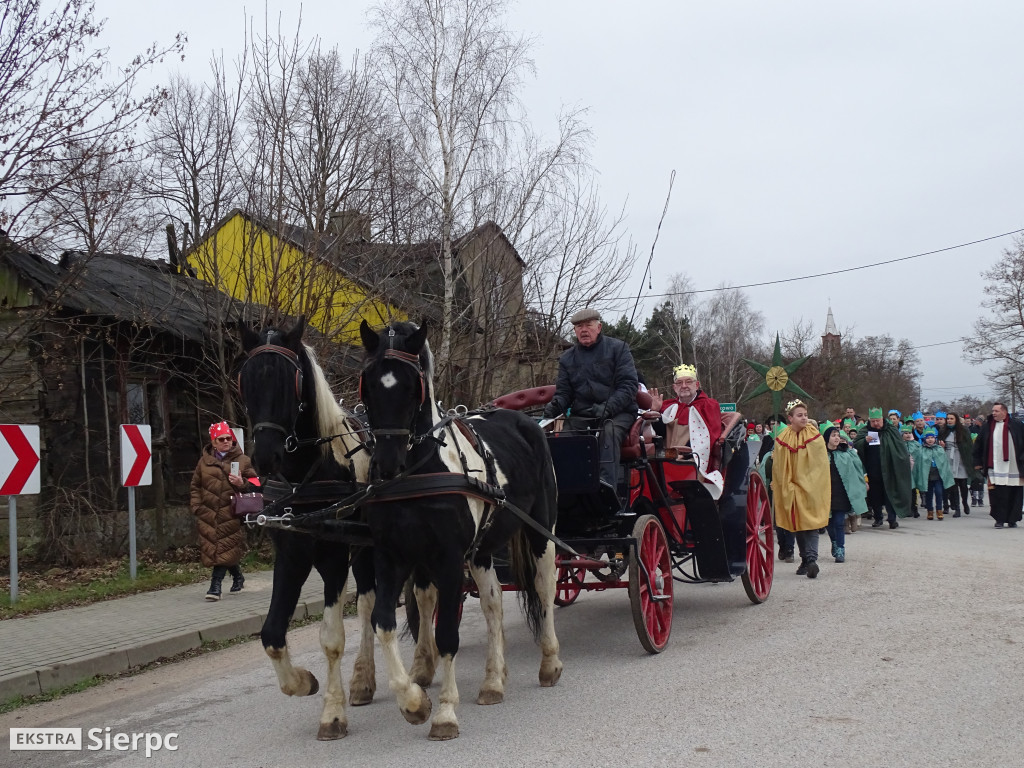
xmin=302 ymin=343 xmax=368 ymax=475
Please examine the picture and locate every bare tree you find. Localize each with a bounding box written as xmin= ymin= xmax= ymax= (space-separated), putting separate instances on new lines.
xmin=146 ymin=63 xmax=247 ymax=253
xmin=780 ymin=316 xmax=818 ymax=358
xmin=0 ymin=0 xmax=185 ymax=245
xmin=371 ymin=0 xmax=590 ymax=394
xmin=25 ymin=136 xmax=155 ymax=256
xmin=965 ymin=236 xmax=1024 ymax=398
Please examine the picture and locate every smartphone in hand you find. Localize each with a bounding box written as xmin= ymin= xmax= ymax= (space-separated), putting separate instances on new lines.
xmin=230 ymin=461 xmax=240 ymax=476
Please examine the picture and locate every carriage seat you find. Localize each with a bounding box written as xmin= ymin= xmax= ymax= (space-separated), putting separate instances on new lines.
xmin=707 ymin=412 xmax=743 ymax=473
xmin=490 ymin=385 xmax=657 ymax=461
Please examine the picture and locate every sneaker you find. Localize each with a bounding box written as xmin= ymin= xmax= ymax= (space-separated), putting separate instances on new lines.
xmin=831 ymin=543 xmax=838 ymax=559
xmin=871 ymin=520 xmax=884 ymax=528
xmin=796 ymin=561 xmax=808 ymax=576
xmin=779 ymin=549 xmax=794 ymax=562
xmin=994 ymin=523 xmax=1004 ymax=529
xmin=205 ymin=586 xmax=221 ymax=601
xmin=834 ymin=549 xmax=845 ymax=564
xmin=806 ymin=561 xmax=820 ymax=579
xmin=889 ymin=520 xmax=899 ymax=529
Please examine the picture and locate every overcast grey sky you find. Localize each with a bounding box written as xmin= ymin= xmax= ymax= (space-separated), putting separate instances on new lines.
xmin=95 ymin=0 xmax=1024 ymax=404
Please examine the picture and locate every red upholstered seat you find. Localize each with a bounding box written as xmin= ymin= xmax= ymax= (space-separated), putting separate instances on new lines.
xmin=490 ymin=385 xmax=555 ymax=411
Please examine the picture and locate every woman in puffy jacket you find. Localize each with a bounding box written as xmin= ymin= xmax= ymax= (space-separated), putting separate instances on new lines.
xmin=190 ymin=421 xmax=259 ymax=600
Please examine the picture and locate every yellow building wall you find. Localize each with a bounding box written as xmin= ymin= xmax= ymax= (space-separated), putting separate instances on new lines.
xmin=189 ymin=213 xmax=404 ymax=342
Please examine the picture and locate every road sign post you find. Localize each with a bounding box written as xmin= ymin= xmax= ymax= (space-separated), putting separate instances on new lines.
xmin=1 ymin=424 xmax=41 ymax=603
xmin=120 ymin=425 xmax=152 ymax=580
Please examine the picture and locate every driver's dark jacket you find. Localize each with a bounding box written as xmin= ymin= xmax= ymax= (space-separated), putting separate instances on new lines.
xmin=543 ymin=333 xmax=638 ymax=420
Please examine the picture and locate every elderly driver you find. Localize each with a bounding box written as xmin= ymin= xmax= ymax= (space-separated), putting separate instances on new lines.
xmin=543 ymin=308 xmax=639 ymax=491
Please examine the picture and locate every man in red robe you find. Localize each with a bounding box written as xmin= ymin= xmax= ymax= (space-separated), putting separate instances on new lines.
xmin=649 ymin=364 xmax=722 ymax=448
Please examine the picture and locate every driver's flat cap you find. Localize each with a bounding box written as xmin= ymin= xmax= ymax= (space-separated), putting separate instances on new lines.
xmin=570 ymin=308 xmax=601 ymax=324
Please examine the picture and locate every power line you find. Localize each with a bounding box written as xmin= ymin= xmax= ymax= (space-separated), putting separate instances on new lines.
xmin=608 ymin=227 xmax=1024 ymax=303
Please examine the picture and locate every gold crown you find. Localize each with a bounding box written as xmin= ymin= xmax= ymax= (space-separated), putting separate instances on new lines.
xmin=785 ymin=398 xmax=806 ymax=414
xmin=673 ymin=363 xmax=697 ymax=380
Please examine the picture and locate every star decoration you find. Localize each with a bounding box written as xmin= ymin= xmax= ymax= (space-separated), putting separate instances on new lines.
xmin=742 ymin=333 xmax=813 ymax=419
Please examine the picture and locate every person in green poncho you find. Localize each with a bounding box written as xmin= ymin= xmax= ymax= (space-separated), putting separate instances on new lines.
xmin=901 ymin=423 xmax=922 ymax=518
xmin=823 ymin=423 xmax=868 ymax=563
xmin=854 ymin=407 xmax=912 ymax=528
xmin=914 ymin=426 xmax=954 ymax=520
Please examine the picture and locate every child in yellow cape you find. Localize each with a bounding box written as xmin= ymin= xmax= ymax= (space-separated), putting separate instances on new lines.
xmin=771 ymin=399 xmax=830 ymax=578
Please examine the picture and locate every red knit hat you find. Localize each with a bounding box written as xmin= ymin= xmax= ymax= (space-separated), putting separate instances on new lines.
xmin=209 ymin=421 xmax=234 ymax=442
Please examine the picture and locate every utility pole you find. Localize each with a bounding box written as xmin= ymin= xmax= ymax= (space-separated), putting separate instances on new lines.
xmin=1012 ymin=374 xmax=1017 ymax=415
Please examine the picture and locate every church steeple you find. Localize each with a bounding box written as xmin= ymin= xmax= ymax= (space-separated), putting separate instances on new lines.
xmin=822 ymin=305 xmax=840 ymax=356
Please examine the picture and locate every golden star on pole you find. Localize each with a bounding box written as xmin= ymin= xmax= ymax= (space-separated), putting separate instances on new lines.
xmin=742 ymin=333 xmax=813 ymax=419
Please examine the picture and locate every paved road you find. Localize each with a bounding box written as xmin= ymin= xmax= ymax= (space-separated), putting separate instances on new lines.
xmin=3 ymin=508 xmax=1023 ymax=768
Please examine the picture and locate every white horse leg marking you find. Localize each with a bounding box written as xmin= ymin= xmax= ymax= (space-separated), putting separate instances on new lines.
xmin=469 ymin=563 xmax=507 ymax=704
xmin=428 ymin=654 xmax=461 ymax=740
xmin=265 ymin=645 xmax=319 ymax=697
xmin=410 ymin=584 xmax=439 ymax=688
xmin=535 ymin=541 xmax=563 ymax=687
xmin=316 ymin=601 xmax=348 ymax=740
xmin=349 ymin=591 xmax=377 ymax=705
xmin=376 ymin=628 xmax=432 ymax=726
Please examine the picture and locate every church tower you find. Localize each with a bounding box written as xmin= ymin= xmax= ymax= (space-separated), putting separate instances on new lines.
xmin=822 ymin=306 xmax=840 ymax=356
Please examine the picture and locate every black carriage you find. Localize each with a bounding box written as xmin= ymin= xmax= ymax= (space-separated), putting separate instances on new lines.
xmin=491 ymin=385 xmax=774 ymax=653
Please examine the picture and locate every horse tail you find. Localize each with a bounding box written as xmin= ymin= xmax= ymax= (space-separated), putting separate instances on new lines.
xmin=507 ymin=526 xmax=543 ymax=642
xmin=401 ymin=576 xmax=420 ymax=642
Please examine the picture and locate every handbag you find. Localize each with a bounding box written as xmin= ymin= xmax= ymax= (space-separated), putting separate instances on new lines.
xmin=231 ymin=491 xmax=264 ymax=519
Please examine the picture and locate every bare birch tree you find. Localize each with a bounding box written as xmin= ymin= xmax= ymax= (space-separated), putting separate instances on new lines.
xmin=371 ymin=0 xmax=545 ymax=393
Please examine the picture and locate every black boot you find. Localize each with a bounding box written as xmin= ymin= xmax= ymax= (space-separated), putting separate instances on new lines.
xmin=229 ymin=565 xmax=245 ymax=593
xmin=206 ymin=566 xmax=227 ymax=601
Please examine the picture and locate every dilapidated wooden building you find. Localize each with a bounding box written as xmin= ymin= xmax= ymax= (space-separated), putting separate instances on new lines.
xmin=0 ymin=234 xmax=245 ymax=562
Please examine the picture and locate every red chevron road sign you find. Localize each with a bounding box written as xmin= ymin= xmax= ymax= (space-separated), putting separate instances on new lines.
xmin=120 ymin=424 xmax=152 ymax=487
xmin=0 ymin=425 xmax=40 ymax=495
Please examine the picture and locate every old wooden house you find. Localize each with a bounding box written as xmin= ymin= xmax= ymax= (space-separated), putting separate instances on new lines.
xmin=0 ymin=233 xmax=243 ymax=561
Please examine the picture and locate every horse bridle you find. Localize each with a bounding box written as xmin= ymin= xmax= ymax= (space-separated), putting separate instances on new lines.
xmin=238 ymin=343 xmax=305 ymax=446
xmin=359 ymin=346 xmax=428 ymax=448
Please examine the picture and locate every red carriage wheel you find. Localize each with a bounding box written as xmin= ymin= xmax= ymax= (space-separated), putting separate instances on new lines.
xmin=628 ymin=514 xmax=673 ymax=653
xmin=553 ymin=559 xmax=586 ymax=607
xmin=741 ymin=471 xmax=774 ymax=603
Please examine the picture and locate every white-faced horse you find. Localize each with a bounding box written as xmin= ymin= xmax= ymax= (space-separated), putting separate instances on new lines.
xmin=358 ymin=319 xmax=562 ymax=740
xmin=238 ymin=318 xmax=436 ymax=740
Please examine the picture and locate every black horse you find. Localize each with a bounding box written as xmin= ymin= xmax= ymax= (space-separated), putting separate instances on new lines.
xmin=238 ymin=318 xmax=400 ymax=740
xmin=358 ymin=319 xmax=562 ymax=740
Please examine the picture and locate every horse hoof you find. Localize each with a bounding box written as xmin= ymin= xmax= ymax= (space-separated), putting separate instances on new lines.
xmin=428 ymin=721 xmax=459 ymax=741
xmin=303 ymin=670 xmax=320 ymax=696
xmin=349 ymin=684 xmax=375 ymax=706
xmin=401 ymin=691 xmax=432 ymax=725
xmin=316 ymin=718 xmax=348 ymax=741
xmin=476 ymin=688 xmax=504 ymax=705
xmin=539 ymin=661 xmax=562 ymax=688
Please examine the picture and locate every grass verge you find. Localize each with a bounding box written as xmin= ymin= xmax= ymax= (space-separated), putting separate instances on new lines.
xmin=0 ymin=547 xmax=275 ymax=621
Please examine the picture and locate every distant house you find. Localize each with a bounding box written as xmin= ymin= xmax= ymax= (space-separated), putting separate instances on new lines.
xmin=0 ymin=233 xmax=240 ymax=560
xmin=186 ymin=210 xmax=547 ymax=403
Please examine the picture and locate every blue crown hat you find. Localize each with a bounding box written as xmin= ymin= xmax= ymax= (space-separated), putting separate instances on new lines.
xmin=923 ymin=427 xmax=938 ymax=439
xmin=934 ymin=411 xmax=947 ymax=419
xmin=911 ymin=411 xmax=924 ymax=421
xmin=888 ymin=409 xmax=901 ymax=418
